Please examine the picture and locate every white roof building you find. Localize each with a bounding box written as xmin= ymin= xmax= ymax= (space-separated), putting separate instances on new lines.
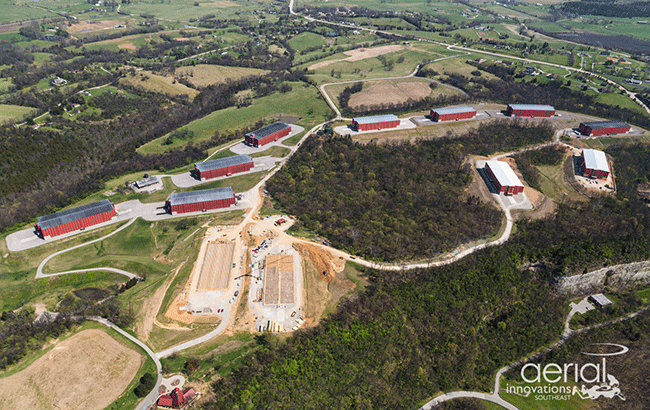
xmin=486 ymin=160 xmax=524 ymax=188
xmin=582 ymin=149 xmax=610 ymax=173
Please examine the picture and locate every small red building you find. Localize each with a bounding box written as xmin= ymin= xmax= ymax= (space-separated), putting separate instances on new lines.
xmin=36 ymin=200 xmax=117 ymax=239
xmin=157 ymin=395 xmax=174 ymax=408
xmin=485 ymin=160 xmax=524 ymax=195
xmin=506 ymin=104 xmax=555 ymax=117
xmin=245 ymin=122 xmax=291 ymax=147
xmin=430 ymin=106 xmax=476 ymax=122
xmin=578 ymin=121 xmax=630 ymax=136
xmin=166 ymin=187 xmax=236 ymax=215
xmin=581 ymin=148 xmax=610 ymax=179
xmin=352 ymin=114 xmax=400 ymax=131
xmin=194 ymin=154 xmax=253 ymax=180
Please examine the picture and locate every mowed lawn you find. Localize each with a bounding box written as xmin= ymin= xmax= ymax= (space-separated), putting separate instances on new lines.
xmin=175 ymin=64 xmax=269 ymax=88
xmin=0 ymin=104 xmax=36 ymax=123
xmin=288 ymin=31 xmax=327 ymax=52
xmin=137 ymin=82 xmax=331 ymax=154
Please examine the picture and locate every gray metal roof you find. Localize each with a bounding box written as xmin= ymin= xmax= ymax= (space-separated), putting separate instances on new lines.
xmin=135 ymin=176 xmax=159 ymax=188
xmin=581 ymin=120 xmax=630 ymax=130
xmin=353 ymin=114 xmax=399 ymax=125
xmin=431 ymin=106 xmax=476 ymax=115
xmin=582 ymin=148 xmax=609 ymax=173
xmin=168 ymin=187 xmax=235 ymax=206
xmin=590 ymin=293 xmax=613 ymax=306
xmin=508 ymin=104 xmax=555 ymax=111
xmin=37 ymin=200 xmax=114 ymax=230
xmin=486 ymin=160 xmax=524 ymax=188
xmin=195 ymin=154 xmax=253 ymax=173
xmin=245 ymin=122 xmax=290 ymax=141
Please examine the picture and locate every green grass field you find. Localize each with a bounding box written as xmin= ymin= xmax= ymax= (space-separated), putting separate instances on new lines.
xmin=137 ymin=81 xmax=330 ymax=154
xmin=0 ymin=104 xmax=36 ymax=124
xmin=288 ymin=31 xmax=327 ymax=52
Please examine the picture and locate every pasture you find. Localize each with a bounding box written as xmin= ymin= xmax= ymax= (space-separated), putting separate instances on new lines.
xmin=0 ymin=104 xmax=35 ymax=123
xmin=175 ymin=64 xmax=269 ymax=88
xmin=120 ymin=70 xmax=199 ymax=98
xmin=137 ymin=82 xmax=330 ymax=154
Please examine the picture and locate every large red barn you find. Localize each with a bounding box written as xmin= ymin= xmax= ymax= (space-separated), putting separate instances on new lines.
xmin=194 ymin=154 xmax=253 ymax=180
xmin=166 ymin=187 xmax=236 ymax=215
xmin=352 ymin=114 xmax=400 ymax=131
xmin=485 ymin=160 xmax=525 ymax=195
xmin=581 ymin=148 xmax=610 ymax=179
xmin=430 ymin=106 xmax=476 ymax=122
xmin=244 ymin=122 xmax=291 ymax=147
xmin=578 ymin=120 xmax=630 ymax=136
xmin=506 ymin=104 xmax=555 ymax=117
xmin=36 ymin=200 xmax=117 ymax=239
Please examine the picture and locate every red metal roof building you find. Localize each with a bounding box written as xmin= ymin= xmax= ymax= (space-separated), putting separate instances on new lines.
xmin=581 ymin=148 xmax=610 ymax=179
xmin=244 ymin=122 xmax=291 ymax=147
xmin=352 ymin=114 xmax=400 ymax=131
xmin=485 ymin=160 xmax=525 ymax=195
xmin=166 ymin=187 xmax=236 ymax=215
xmin=36 ymin=200 xmax=117 ymax=239
xmin=430 ymin=106 xmax=476 ymax=122
xmin=171 ymin=388 xmax=186 ymax=407
xmin=157 ymin=394 xmax=174 ymax=408
xmin=578 ymin=120 xmax=630 ymax=136
xmin=194 ymin=154 xmax=254 ymax=180
xmin=506 ymin=104 xmax=555 ymax=117
xmin=183 ymin=387 xmax=195 ymax=402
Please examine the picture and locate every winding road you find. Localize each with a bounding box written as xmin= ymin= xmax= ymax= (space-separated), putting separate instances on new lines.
xmin=20 ymin=6 xmax=650 ymax=409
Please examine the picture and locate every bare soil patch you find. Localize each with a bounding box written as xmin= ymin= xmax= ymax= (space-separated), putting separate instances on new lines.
xmin=118 ymin=42 xmax=136 ymax=50
xmin=293 ymin=242 xmax=344 ymax=283
xmin=308 ymin=44 xmax=404 ymax=70
xmin=0 ymin=329 xmax=142 ymax=410
xmin=348 ymin=81 xmax=431 ymax=109
xmin=68 ymin=19 xmax=123 ymax=33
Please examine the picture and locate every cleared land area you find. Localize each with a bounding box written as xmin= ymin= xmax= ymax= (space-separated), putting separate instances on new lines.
xmin=348 ymin=80 xmax=432 ymax=108
xmin=120 ymin=71 xmax=199 ymax=98
xmin=0 ymin=329 xmax=143 ymax=410
xmin=263 ymin=254 xmax=295 ymax=306
xmin=308 ymin=44 xmax=404 ymax=70
xmin=0 ymin=104 xmax=36 ymax=123
xmin=198 ymin=242 xmax=235 ymax=290
xmin=176 ymin=64 xmax=269 ymax=88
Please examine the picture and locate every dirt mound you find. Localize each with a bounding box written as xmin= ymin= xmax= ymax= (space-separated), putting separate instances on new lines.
xmin=293 ymin=242 xmax=343 ymax=283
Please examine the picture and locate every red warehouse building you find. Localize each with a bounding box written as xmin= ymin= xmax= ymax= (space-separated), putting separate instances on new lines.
xmin=244 ymin=122 xmax=291 ymax=147
xmin=581 ymin=148 xmax=610 ymax=179
xmin=36 ymin=200 xmax=117 ymax=239
xmin=430 ymin=106 xmax=476 ymax=122
xmin=506 ymin=104 xmax=555 ymax=117
xmin=352 ymin=114 xmax=400 ymax=131
xmin=485 ymin=160 xmax=525 ymax=195
xmin=166 ymin=187 xmax=235 ymax=214
xmin=194 ymin=154 xmax=253 ymax=180
xmin=579 ymin=120 xmax=630 ymax=136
